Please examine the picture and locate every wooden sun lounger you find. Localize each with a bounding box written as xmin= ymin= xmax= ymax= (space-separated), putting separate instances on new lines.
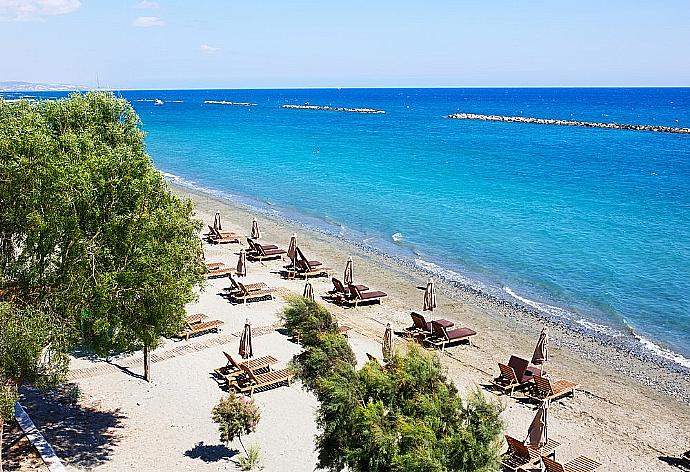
xmin=224 ymin=274 xmax=269 ymax=295
xmin=179 ymin=318 xmax=224 ymax=340
xmin=290 ymin=247 xmax=333 ymax=279
xmin=530 ymin=376 xmax=578 ymax=402
xmin=405 ymin=312 xmax=454 ymax=339
xmin=232 ymin=363 xmax=293 ymax=397
xmin=347 ymin=284 xmax=387 ymax=307
xmin=213 ymin=351 xmax=279 ymax=385
xmin=185 ymin=313 xmax=209 ymax=325
xmin=501 ymin=435 xmax=560 ymax=471
xmin=229 ymin=282 xmax=275 ymax=304
xmin=205 ymin=225 xmax=237 ymax=238
xmin=491 ymin=355 xmax=542 ymax=396
xmin=328 ymin=278 xmax=369 ymax=305
xmin=205 ymin=263 xmax=235 ymax=279
xmin=246 ymin=238 xmax=287 ymax=261
xmin=542 ymin=455 xmax=601 ymax=472
xmin=207 ymin=227 xmax=241 ymax=244
xmin=428 ymin=320 xmax=476 ymax=351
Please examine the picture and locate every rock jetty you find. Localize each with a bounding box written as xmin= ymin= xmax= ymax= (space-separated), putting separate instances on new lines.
xmin=447 ymin=113 xmax=690 ymax=135
xmin=204 ymin=100 xmax=257 ymax=106
xmin=281 ymin=104 xmax=385 ymax=114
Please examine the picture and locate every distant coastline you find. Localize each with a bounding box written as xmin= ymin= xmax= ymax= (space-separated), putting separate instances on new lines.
xmin=204 ymin=100 xmax=257 ymax=106
xmin=447 ymin=112 xmax=690 ymax=134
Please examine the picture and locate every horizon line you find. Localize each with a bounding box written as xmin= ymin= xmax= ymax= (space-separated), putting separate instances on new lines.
xmin=3 ymin=84 xmax=690 ymax=93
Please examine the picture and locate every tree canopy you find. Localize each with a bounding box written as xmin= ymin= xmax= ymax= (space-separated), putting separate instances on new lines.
xmin=284 ymin=297 xmax=504 ymax=472
xmin=0 ymin=92 xmax=204 ymax=411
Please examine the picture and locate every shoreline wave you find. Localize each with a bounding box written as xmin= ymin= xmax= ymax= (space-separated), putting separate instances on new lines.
xmin=163 ymin=170 xmax=690 ymax=374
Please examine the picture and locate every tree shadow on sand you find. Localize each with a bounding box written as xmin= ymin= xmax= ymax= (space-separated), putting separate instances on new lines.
xmin=184 ymin=441 xmax=239 ymax=463
xmin=20 ymin=386 xmax=126 ymax=469
xmin=659 ymin=456 xmax=690 ymax=471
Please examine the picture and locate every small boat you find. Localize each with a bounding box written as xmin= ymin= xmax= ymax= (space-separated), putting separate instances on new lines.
xmin=154 ymin=99 xmax=164 ymax=105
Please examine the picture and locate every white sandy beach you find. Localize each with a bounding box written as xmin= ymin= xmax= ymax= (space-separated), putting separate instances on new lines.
xmin=15 ymin=183 xmax=690 ymax=472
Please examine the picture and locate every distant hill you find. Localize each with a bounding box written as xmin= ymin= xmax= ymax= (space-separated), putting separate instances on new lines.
xmin=0 ymin=81 xmax=86 ymax=92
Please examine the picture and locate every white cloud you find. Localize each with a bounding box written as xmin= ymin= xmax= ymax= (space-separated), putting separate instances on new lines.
xmin=132 ymin=15 xmax=163 ymax=27
xmin=199 ymin=44 xmax=220 ymax=55
xmin=0 ymin=0 xmax=81 ymax=22
xmin=134 ymin=1 xmax=158 ymax=9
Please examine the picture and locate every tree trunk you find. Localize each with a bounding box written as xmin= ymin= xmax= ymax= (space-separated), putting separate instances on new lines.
xmin=143 ymin=343 xmax=151 ymax=382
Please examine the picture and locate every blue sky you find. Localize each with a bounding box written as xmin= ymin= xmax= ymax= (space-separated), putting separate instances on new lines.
xmin=1 ymin=0 xmax=689 ymax=89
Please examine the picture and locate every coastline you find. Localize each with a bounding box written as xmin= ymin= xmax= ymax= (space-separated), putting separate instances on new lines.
xmin=168 ymin=179 xmax=690 ymax=404
xmin=166 ymin=173 xmax=690 ymax=378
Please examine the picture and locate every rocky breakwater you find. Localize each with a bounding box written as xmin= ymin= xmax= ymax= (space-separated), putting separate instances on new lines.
xmin=204 ymin=100 xmax=257 ymax=106
xmin=447 ymin=113 xmax=690 ymax=135
xmin=281 ymin=104 xmax=385 ymax=114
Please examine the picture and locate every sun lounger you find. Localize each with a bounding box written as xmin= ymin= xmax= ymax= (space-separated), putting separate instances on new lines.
xmin=224 ymin=273 xmax=269 ymax=295
xmin=205 ymin=225 xmax=237 ymax=239
xmin=530 ymin=376 xmax=578 ymax=402
xmin=406 ymin=312 xmax=454 ymax=339
xmin=491 ymin=355 xmax=543 ymax=396
xmin=501 ymin=435 xmax=560 ymax=472
xmin=329 ymin=278 xmax=369 ymax=304
xmin=542 ymin=455 xmax=600 ymax=472
xmin=179 ymin=317 xmax=224 ymax=340
xmin=229 ymin=282 xmax=275 ymax=304
xmin=347 ymin=284 xmax=387 ymax=307
xmin=291 ymin=247 xmax=332 ymax=279
xmin=246 ymin=238 xmax=287 ymax=261
xmin=207 ymin=227 xmax=241 ymax=244
xmin=205 ymin=262 xmax=235 ymax=279
xmin=213 ymin=351 xmax=279 ymax=386
xmin=232 ymin=363 xmax=293 ymax=397
xmin=185 ymin=313 xmax=209 ymax=325
xmin=366 ymin=353 xmax=384 ymax=365
xmin=428 ymin=320 xmax=476 ymax=350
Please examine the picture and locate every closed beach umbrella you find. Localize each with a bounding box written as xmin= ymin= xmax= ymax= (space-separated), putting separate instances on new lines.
xmin=344 ymin=256 xmax=354 ymax=286
xmin=236 ymin=249 xmax=247 ymax=277
xmin=531 ymin=327 xmax=549 ymax=373
xmin=287 ymin=233 xmax=297 ymax=262
xmin=382 ymin=323 xmax=392 ymax=362
xmin=423 ymin=279 xmax=436 ymax=313
xmin=303 ymin=282 xmax=314 ymax=301
xmin=251 ymin=218 xmax=261 ymax=239
xmin=526 ymin=400 xmax=549 ymax=448
xmin=213 ymin=211 xmax=222 ymax=230
xmin=239 ymin=319 xmax=253 ymax=359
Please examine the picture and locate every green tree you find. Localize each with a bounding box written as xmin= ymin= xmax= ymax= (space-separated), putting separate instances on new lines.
xmin=0 ymin=92 xmax=205 ymax=387
xmin=298 ymin=340 xmax=504 ymax=472
xmin=212 ymin=394 xmax=261 ymax=456
xmin=0 ymin=303 xmax=69 ymax=471
xmin=279 ymin=295 xmax=338 ymax=346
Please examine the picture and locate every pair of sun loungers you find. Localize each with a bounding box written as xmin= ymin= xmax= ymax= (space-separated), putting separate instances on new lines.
xmin=501 ymin=435 xmax=601 ymax=471
xmin=329 ymin=278 xmax=388 ymax=307
xmin=406 ymin=311 xmax=476 ymax=350
xmin=246 ymin=238 xmax=287 ymax=261
xmin=178 ymin=313 xmax=224 ymax=340
xmin=492 ymin=355 xmax=579 ymax=401
xmin=213 ymin=351 xmax=293 ymax=397
xmin=205 ymin=226 xmax=241 ymax=244
xmin=285 ymin=247 xmax=333 ymax=279
xmin=224 ymin=274 xmax=276 ymax=304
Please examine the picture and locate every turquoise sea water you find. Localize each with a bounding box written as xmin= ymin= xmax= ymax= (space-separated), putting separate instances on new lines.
xmin=6 ymin=88 xmax=690 ymax=367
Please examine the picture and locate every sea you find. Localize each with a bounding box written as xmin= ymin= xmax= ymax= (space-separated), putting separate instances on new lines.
xmin=4 ymin=88 xmax=690 ymax=369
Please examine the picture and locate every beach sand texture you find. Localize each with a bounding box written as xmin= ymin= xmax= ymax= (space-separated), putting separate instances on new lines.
xmin=18 ymin=183 xmax=690 ymax=471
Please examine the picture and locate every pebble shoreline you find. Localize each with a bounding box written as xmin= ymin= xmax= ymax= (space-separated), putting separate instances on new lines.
xmin=169 ymin=179 xmax=690 ymax=404
xmin=447 ymin=112 xmax=690 ymax=134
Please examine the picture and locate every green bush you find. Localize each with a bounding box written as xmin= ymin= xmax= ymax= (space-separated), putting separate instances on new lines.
xmin=279 ymin=296 xmax=338 ymax=346
xmin=291 ymin=331 xmax=357 ymax=392
xmin=238 ymin=444 xmax=262 ymax=470
xmin=313 ymin=344 xmax=504 ymax=472
xmin=211 ymin=394 xmax=261 ymax=456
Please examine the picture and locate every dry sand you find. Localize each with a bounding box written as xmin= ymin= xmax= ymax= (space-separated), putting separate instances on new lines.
xmin=17 ymin=182 xmax=690 ymax=472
